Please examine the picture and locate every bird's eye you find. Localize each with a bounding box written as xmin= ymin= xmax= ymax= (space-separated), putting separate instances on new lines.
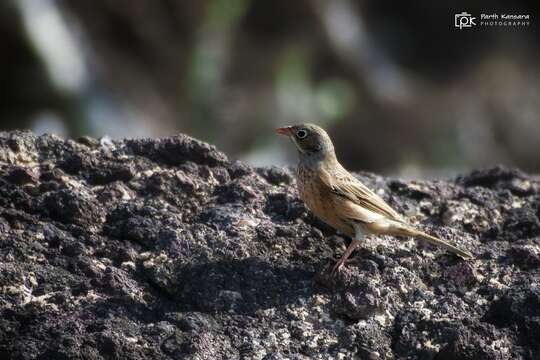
xmin=296 ymin=130 xmax=307 ymax=139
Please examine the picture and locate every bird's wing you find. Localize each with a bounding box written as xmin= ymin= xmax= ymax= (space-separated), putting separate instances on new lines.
xmin=319 ymin=167 xmax=405 ymax=223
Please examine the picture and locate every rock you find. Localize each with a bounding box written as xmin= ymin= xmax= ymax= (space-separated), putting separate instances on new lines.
xmin=4 ymin=166 xmax=38 ymax=185
xmin=502 ymin=207 xmax=540 ymax=241
xmin=507 ymin=240 xmax=540 ymax=270
xmin=0 ymin=130 xmax=539 ymax=358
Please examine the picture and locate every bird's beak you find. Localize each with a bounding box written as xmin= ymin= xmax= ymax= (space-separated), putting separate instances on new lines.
xmin=275 ymin=127 xmax=292 ymax=136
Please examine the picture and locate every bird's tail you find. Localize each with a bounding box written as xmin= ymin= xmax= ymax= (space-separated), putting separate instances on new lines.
xmin=393 ymin=226 xmax=473 ymax=260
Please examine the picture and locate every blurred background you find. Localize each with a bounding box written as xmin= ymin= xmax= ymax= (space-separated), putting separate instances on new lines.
xmin=1 ymin=0 xmax=539 ymax=176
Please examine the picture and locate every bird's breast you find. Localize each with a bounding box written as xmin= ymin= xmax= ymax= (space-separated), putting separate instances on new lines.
xmin=297 ymin=165 xmax=354 ymax=236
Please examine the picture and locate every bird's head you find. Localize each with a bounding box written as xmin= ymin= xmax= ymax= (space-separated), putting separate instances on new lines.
xmin=276 ymin=123 xmax=336 ymax=162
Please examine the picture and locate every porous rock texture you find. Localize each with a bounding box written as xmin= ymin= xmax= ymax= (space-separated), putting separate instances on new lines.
xmin=0 ymin=130 xmax=539 ymax=359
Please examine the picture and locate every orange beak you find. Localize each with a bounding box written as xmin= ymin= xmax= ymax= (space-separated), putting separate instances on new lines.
xmin=275 ymin=127 xmax=292 ymax=136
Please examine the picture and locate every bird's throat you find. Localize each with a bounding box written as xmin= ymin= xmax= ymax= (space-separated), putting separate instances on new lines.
xmin=299 ymin=149 xmax=338 ymax=170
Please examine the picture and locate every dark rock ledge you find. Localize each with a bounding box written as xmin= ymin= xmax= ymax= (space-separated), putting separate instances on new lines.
xmin=0 ymin=130 xmax=539 ymax=359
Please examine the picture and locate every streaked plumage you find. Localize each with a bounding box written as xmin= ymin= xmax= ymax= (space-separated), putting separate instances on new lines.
xmin=277 ymin=123 xmax=473 ymax=273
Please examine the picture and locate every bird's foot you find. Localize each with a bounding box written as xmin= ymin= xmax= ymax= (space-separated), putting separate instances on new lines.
xmin=330 ymin=259 xmax=346 ymax=275
xmin=329 ymin=238 xmax=361 ymax=276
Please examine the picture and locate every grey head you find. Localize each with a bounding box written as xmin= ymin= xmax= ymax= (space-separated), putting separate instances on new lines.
xmin=276 ymin=123 xmax=337 ymax=166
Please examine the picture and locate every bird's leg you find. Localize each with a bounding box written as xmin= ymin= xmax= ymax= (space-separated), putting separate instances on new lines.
xmin=331 ymin=239 xmax=360 ymax=273
xmin=331 ymin=225 xmax=364 ymax=274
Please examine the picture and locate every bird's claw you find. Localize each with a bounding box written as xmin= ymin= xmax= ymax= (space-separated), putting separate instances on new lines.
xmin=330 ymin=260 xmax=345 ymax=275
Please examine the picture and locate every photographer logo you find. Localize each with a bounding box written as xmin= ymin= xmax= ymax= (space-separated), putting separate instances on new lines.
xmin=454 ymin=12 xmax=530 ymax=29
xmin=455 ymin=12 xmax=476 ymax=29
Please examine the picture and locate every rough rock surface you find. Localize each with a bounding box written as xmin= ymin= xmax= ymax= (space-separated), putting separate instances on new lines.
xmin=0 ymin=130 xmax=539 ymax=359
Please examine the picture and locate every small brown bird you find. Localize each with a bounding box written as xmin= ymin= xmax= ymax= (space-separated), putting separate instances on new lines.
xmin=276 ymin=124 xmax=473 ymax=273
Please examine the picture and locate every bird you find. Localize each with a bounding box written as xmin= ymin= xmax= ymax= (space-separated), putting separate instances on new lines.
xmin=276 ymin=123 xmax=473 ymax=273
